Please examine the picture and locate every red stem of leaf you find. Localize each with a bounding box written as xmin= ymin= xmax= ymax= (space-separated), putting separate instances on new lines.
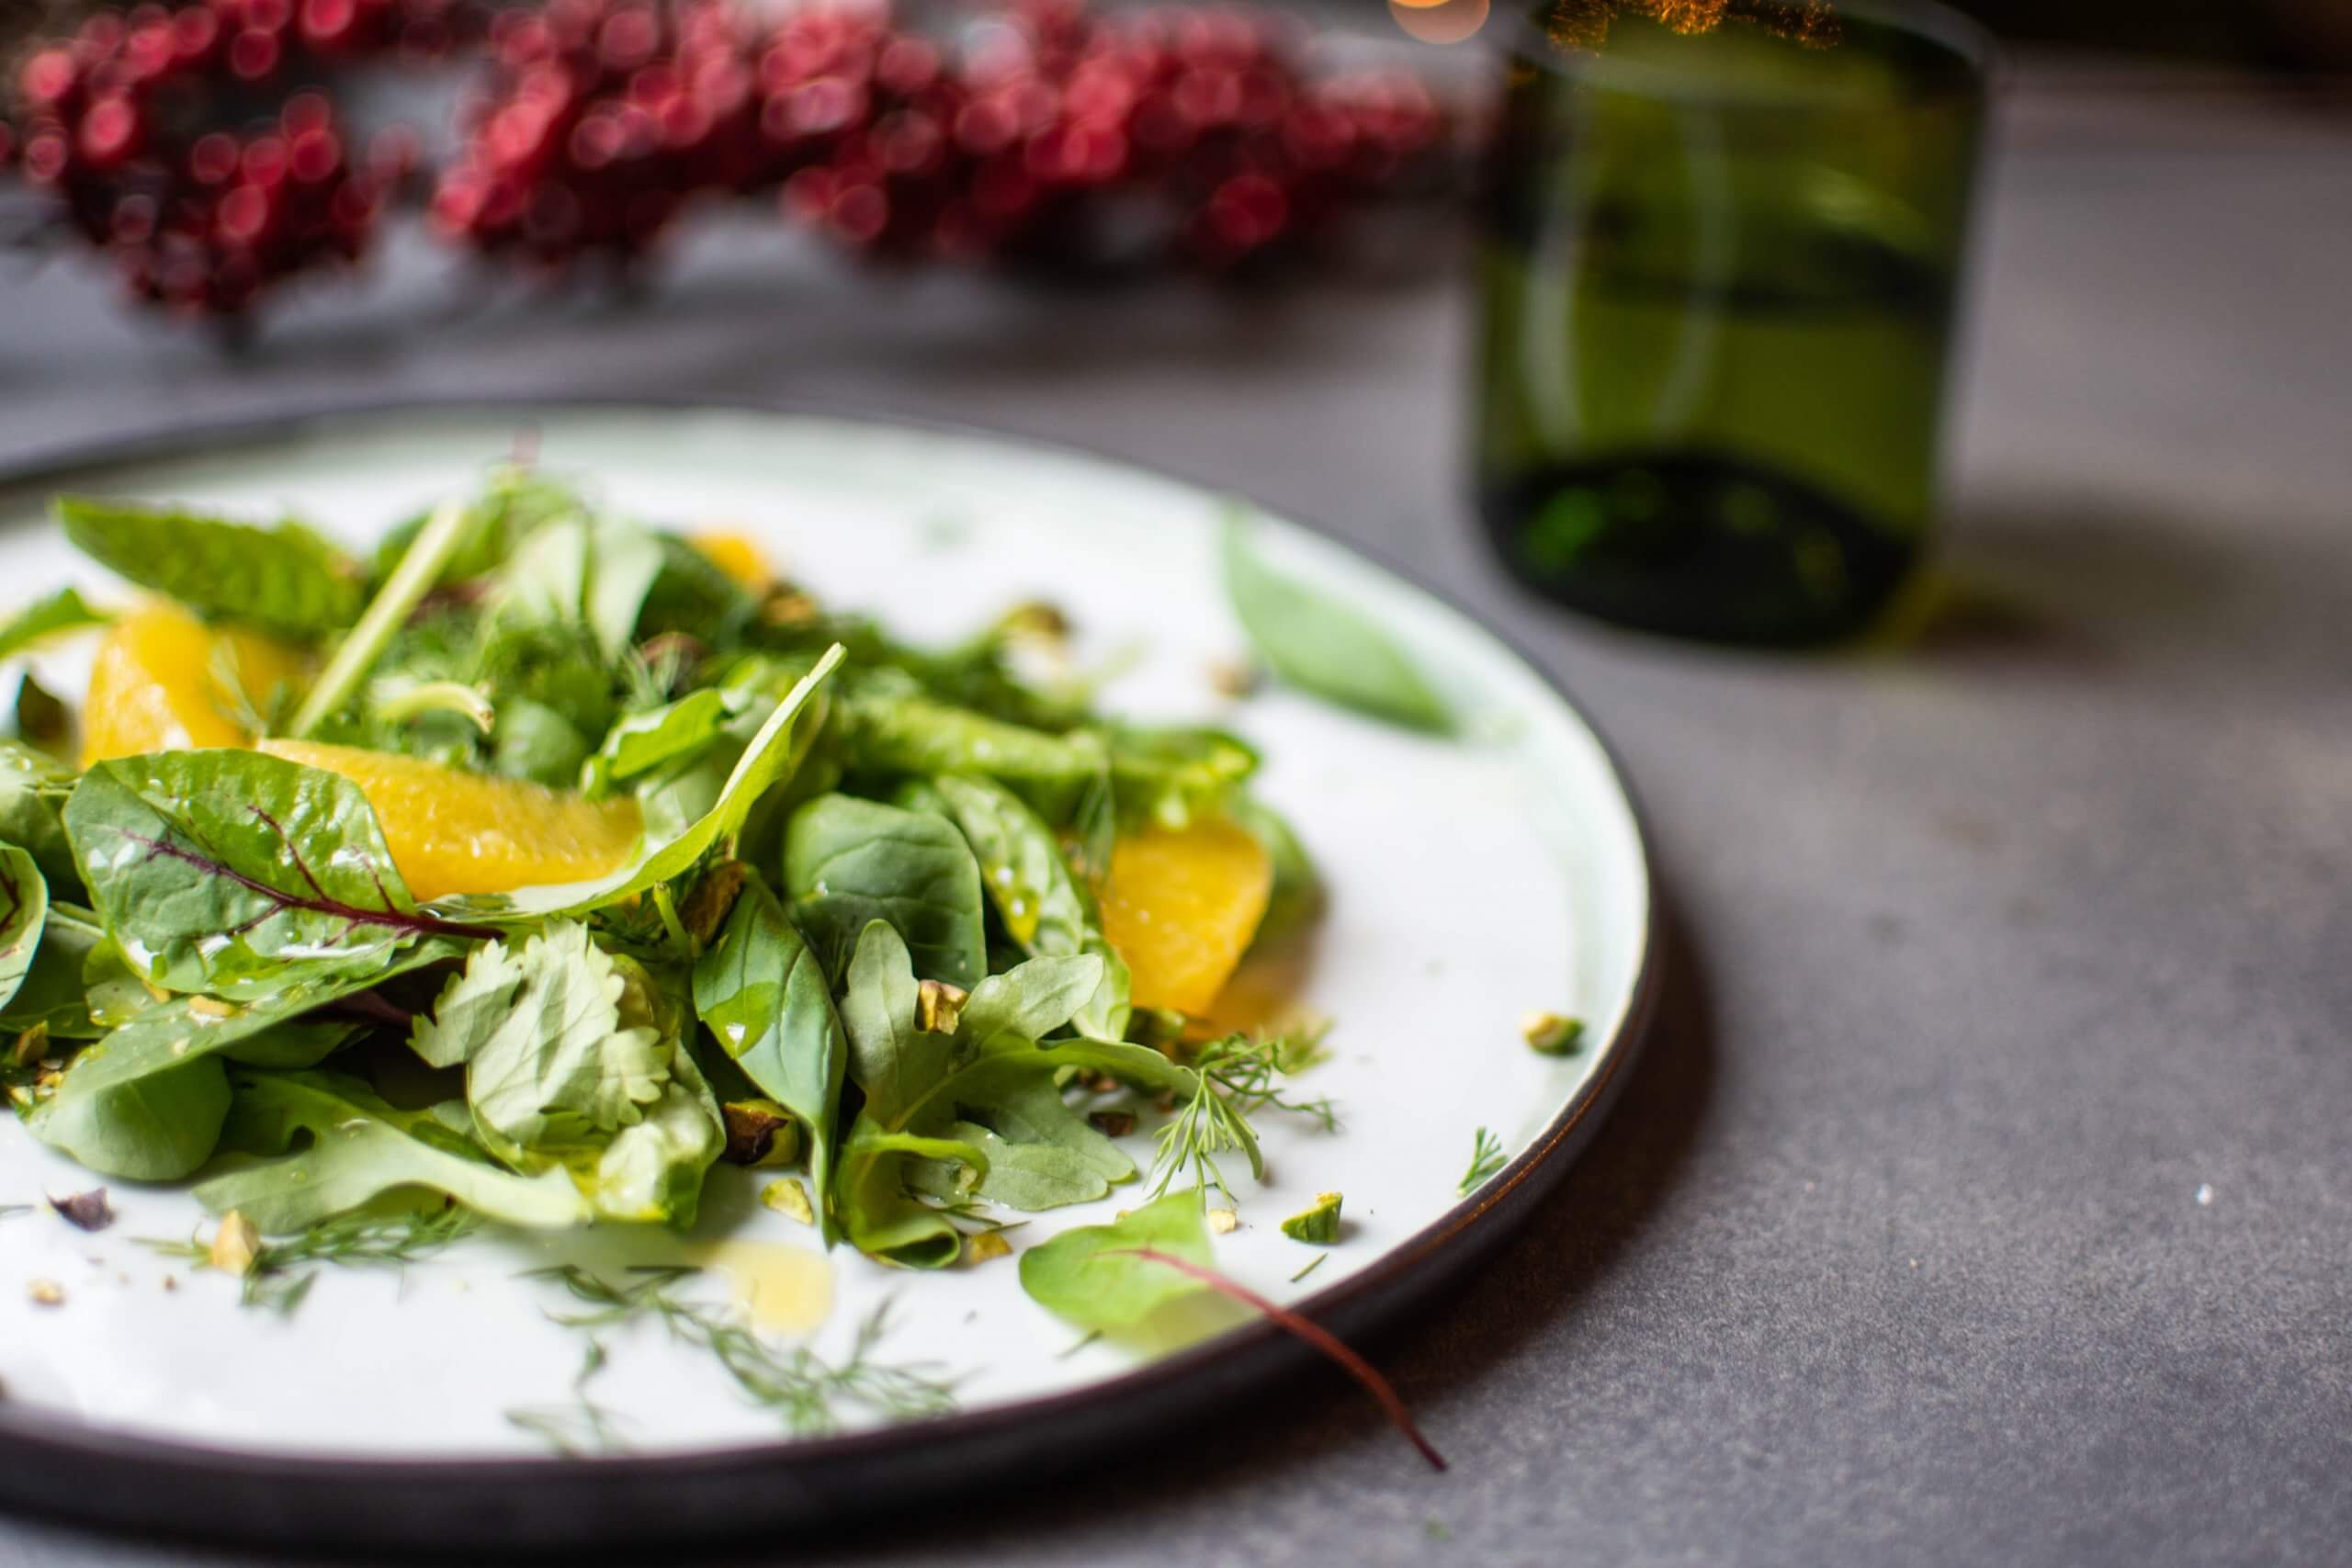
xmin=1115 ymin=1247 xmax=1446 ymax=1472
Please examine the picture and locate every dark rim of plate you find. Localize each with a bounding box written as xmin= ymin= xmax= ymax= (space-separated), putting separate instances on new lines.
xmin=0 ymin=398 xmax=1666 ymax=1554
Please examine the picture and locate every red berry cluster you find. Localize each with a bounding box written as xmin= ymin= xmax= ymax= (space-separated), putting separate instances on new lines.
xmin=6 ymin=0 xmax=459 ymax=316
xmin=433 ymin=0 xmax=1446 ymax=274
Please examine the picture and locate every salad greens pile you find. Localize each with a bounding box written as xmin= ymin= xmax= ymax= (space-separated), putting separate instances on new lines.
xmin=1 ymin=467 xmax=1334 ymax=1278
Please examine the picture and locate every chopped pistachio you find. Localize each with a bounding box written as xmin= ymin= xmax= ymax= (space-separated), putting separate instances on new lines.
xmin=1280 ymin=1191 xmax=1343 ymax=1245
xmin=915 ymin=978 xmax=968 ymax=1036
xmin=996 ymin=601 xmax=1071 ymax=648
xmin=721 ymin=1101 xmax=801 ymax=1168
xmin=1206 ymin=658 xmax=1262 ymax=699
xmin=48 ymin=1189 xmax=112 ymax=1232
xmin=760 ymin=589 xmax=820 ymax=629
xmin=10 ymin=1023 xmax=47 ymax=1069
xmin=209 ymin=1212 xmax=263 ymax=1278
xmin=1205 ymin=1207 xmax=1239 ymax=1235
xmin=964 ymin=1230 xmax=1013 ymax=1264
xmin=27 ymin=1280 xmax=64 ymax=1307
xmin=759 ymin=1179 xmax=815 ymax=1226
xmin=1521 ymin=1011 xmax=1584 ymax=1055
xmin=1087 ymin=1110 xmax=1136 ymax=1138
xmin=186 ymin=996 xmax=235 ymax=1024
xmin=6 ymin=1085 xmax=30 ymax=1109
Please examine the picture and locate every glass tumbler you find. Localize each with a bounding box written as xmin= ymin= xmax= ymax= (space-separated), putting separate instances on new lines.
xmin=1472 ymin=2 xmax=1990 ymax=644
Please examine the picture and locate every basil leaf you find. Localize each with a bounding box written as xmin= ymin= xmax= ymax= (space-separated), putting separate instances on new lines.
xmin=1221 ymin=513 xmax=1452 ymax=735
xmin=0 ymin=738 xmax=84 ymax=897
xmin=692 ymin=875 xmax=846 ymax=1244
xmin=784 ymin=794 xmax=987 ymax=989
xmin=195 ymin=1069 xmax=590 ymax=1233
xmin=56 ymin=497 xmax=361 ymax=639
xmin=28 ymin=1056 xmax=231 ymax=1181
xmin=62 ymin=750 xmax=464 ymax=998
xmin=931 ymin=773 xmax=1129 ymax=1039
xmin=0 ymin=842 xmax=47 ymax=1013
xmin=0 ymin=587 xmax=108 ymax=661
xmin=1017 ymin=1188 xmax=1216 ymax=1332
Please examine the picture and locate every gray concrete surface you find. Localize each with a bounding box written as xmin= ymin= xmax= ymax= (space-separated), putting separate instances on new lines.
xmin=1 ymin=67 xmax=2347 ymax=1568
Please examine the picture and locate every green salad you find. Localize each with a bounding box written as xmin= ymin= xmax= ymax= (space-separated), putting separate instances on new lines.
xmin=0 ymin=467 xmax=1366 ymax=1294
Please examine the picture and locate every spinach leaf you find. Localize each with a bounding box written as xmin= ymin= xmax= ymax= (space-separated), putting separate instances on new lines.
xmin=931 ymin=773 xmax=1129 ymax=1039
xmin=0 ymin=842 xmax=46 ymax=1013
xmin=637 ymin=534 xmax=759 ymax=646
xmin=958 ymin=953 xmax=1109 ymax=1045
xmin=434 ymin=643 xmax=842 ymax=920
xmin=196 ymin=1069 xmax=590 ymax=1233
xmin=0 ymin=586 xmax=108 ymax=661
xmin=28 ymin=1056 xmax=231 ymax=1181
xmin=0 ymin=738 xmax=84 ymax=897
xmin=1221 ymin=513 xmax=1453 ymax=735
xmin=1230 ymin=795 xmax=1323 ymax=949
xmin=492 ymin=697 xmax=594 ymax=788
xmin=1017 ymin=1188 xmax=1215 ymax=1332
xmin=837 ymin=919 xmax=952 ymax=1127
xmin=1 ymin=902 xmax=105 ymax=1039
xmin=63 ymin=750 xmax=485 ymax=998
xmin=56 ymin=496 xmax=361 ymax=639
xmin=692 ymin=875 xmax=845 ymax=1244
xmin=784 ymin=794 xmax=986 ymax=989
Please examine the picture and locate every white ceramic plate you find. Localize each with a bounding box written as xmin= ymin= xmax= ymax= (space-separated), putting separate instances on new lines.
xmin=0 ymin=404 xmax=1654 ymax=1547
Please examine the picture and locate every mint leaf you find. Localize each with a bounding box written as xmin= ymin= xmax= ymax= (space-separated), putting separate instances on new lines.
xmin=56 ymin=497 xmax=361 ymax=639
xmin=1221 ymin=513 xmax=1452 ymax=735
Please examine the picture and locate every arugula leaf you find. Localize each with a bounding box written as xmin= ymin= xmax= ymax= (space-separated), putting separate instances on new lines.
xmin=958 ymin=953 xmax=1107 ymax=1045
xmin=0 ymin=738 xmax=84 ymax=897
xmin=0 ymin=587 xmax=108 ymax=661
xmin=63 ymin=750 xmax=488 ymax=998
xmin=692 ymin=875 xmax=845 ymax=1244
xmin=1 ymin=901 xmax=105 ymax=1038
xmin=435 ymin=643 xmax=843 ymax=920
xmin=836 ymin=1124 xmax=989 ymax=1268
xmin=837 ymin=919 xmax=951 ymax=1128
xmin=28 ymin=1057 xmax=231 ymax=1180
xmin=931 ymin=773 xmax=1129 ymax=1039
xmin=784 ymin=794 xmax=987 ymax=989
xmin=196 ymin=1069 xmax=591 ymax=1233
xmin=1221 ymin=513 xmax=1452 ymax=735
xmin=0 ymin=842 xmax=47 ymax=1014
xmin=1016 ymin=1188 xmax=1215 ymax=1332
xmin=56 ymin=497 xmax=361 ymax=639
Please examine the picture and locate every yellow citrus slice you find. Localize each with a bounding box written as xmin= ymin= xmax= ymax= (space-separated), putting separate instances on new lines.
xmin=692 ymin=532 xmax=774 ymax=593
xmin=81 ymin=602 xmax=311 ymax=766
xmin=1097 ymin=818 xmax=1273 ymax=1017
xmin=256 ymin=739 xmax=643 ymax=902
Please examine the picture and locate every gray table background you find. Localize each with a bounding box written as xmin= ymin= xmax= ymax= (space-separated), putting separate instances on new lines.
xmin=2 ymin=65 xmax=2348 ymax=1568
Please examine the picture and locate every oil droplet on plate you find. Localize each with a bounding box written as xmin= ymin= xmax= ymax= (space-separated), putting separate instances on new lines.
xmin=688 ymin=1240 xmax=834 ymax=1335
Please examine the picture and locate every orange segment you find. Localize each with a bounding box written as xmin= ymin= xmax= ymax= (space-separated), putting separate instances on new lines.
xmin=1097 ymin=818 xmax=1273 ymax=1017
xmin=82 ymin=603 xmax=311 ymax=766
xmin=256 ymin=739 xmax=643 ymax=902
xmin=692 ymin=532 xmax=774 ymax=593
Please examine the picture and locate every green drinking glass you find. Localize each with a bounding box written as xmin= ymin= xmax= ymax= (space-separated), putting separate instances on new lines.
xmin=1472 ymin=1 xmax=1991 ymax=645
